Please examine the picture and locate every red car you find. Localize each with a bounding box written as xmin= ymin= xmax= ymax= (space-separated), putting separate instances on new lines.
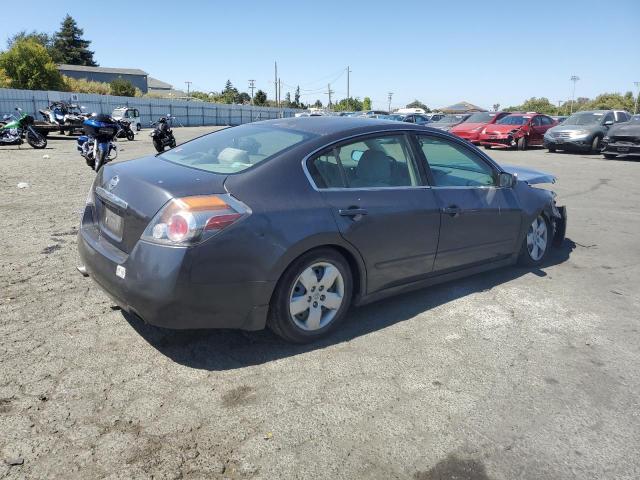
xmin=479 ymin=113 xmax=557 ymax=150
xmin=450 ymin=111 xmax=511 ymax=144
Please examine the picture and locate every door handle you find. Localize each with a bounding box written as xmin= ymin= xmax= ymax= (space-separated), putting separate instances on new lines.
xmin=339 ymin=207 xmax=368 ymax=217
xmin=442 ymin=205 xmax=461 ymax=217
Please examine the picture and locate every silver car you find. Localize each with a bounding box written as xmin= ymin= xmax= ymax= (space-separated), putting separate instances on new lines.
xmin=544 ymin=110 xmax=631 ymax=153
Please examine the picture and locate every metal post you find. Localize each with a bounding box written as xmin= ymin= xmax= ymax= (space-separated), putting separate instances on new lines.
xmin=634 ymin=81 xmax=640 ymax=114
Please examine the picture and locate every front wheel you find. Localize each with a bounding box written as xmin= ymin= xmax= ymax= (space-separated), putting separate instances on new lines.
xmin=268 ymin=249 xmax=353 ymax=343
xmin=518 ymin=214 xmax=550 ymax=267
xmin=152 ymin=138 xmax=164 ymax=153
xmin=169 ymin=136 xmax=176 ymax=149
xmin=126 ymin=130 xmax=134 ymax=141
xmin=548 ymin=145 xmax=556 ymax=153
xmin=590 ymin=135 xmax=602 ymax=153
xmin=603 ymin=153 xmax=617 ymax=159
xmin=516 ymin=136 xmax=527 ymax=151
xmin=26 ymin=128 xmax=47 ymax=149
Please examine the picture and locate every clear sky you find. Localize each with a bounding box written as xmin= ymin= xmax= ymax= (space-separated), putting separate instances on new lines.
xmin=2 ymin=0 xmax=639 ymax=110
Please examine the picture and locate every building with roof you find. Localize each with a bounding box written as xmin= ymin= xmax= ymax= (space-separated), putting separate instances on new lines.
xmin=148 ymin=77 xmax=173 ymax=94
xmin=57 ymin=65 xmax=150 ymax=93
xmin=439 ymin=101 xmax=486 ymax=113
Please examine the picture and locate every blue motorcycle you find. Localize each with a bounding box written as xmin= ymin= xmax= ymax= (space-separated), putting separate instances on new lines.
xmin=77 ymin=113 xmax=119 ymax=171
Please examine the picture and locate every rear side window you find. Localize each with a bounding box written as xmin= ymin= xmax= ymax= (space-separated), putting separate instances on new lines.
xmin=418 ymin=136 xmax=496 ymax=187
xmin=308 ymin=134 xmax=420 ymax=189
xmin=541 ymin=116 xmax=553 ymax=125
xmin=160 ymin=124 xmax=316 ymax=174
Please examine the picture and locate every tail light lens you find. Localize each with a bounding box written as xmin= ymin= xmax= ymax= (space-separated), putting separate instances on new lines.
xmin=141 ymin=194 xmax=250 ymax=246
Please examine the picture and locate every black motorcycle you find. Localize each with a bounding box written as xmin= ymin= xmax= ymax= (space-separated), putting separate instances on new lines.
xmin=115 ymin=119 xmax=135 ymax=141
xmin=0 ymin=107 xmax=47 ymax=149
xmin=150 ymin=115 xmax=176 ymax=153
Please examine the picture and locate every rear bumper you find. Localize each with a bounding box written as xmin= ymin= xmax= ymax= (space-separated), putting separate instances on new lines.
xmin=78 ymin=225 xmax=273 ymax=330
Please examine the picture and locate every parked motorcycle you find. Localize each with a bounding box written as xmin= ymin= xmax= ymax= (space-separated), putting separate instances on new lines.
xmin=39 ymin=101 xmax=87 ymax=135
xmin=150 ymin=115 xmax=176 ymax=152
xmin=77 ymin=113 xmax=119 ymax=171
xmin=115 ymin=119 xmax=135 ymax=141
xmin=0 ymin=107 xmax=48 ymax=149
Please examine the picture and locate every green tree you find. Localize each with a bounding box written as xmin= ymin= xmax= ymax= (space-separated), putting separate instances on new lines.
xmin=585 ymin=92 xmax=634 ymax=112
xmin=0 ymin=68 xmax=10 ymax=88
xmin=313 ymin=99 xmax=323 ymax=108
xmin=333 ymin=97 xmax=363 ymax=112
xmin=7 ymin=30 xmax=53 ymax=50
xmin=237 ymin=92 xmax=251 ymax=104
xmin=294 ymin=86 xmax=301 ymax=108
xmin=110 ymin=78 xmax=136 ymax=97
xmin=362 ymin=97 xmax=372 ymax=110
xmin=519 ymin=97 xmax=557 ymax=115
xmin=53 ymin=15 xmax=97 ymax=66
xmin=406 ymin=100 xmax=430 ymax=112
xmin=190 ymin=91 xmax=213 ymax=102
xmin=254 ymin=89 xmax=267 ymax=106
xmin=0 ymin=39 xmax=64 ymax=90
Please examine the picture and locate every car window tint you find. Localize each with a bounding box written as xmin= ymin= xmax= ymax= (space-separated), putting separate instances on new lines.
xmin=541 ymin=116 xmax=553 ymax=125
xmin=309 ymin=150 xmax=345 ymax=188
xmin=615 ymin=112 xmax=627 ymax=123
xmin=418 ymin=136 xmax=495 ymax=187
xmin=335 ymin=135 xmax=419 ymax=188
xmin=532 ymin=116 xmax=543 ymax=126
xmin=603 ymin=112 xmax=614 ymax=123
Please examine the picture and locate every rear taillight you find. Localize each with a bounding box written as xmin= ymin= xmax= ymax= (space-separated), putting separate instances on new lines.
xmin=141 ymin=194 xmax=250 ymax=246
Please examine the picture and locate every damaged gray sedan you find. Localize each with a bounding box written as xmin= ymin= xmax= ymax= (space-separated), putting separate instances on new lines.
xmin=78 ymin=117 xmax=567 ymax=343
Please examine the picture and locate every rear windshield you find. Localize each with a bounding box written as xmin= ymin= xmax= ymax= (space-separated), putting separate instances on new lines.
xmin=159 ymin=124 xmax=316 ymax=174
xmin=464 ymin=112 xmax=494 ymax=123
xmin=436 ymin=114 xmax=466 ymax=123
xmin=497 ymin=115 xmax=529 ymax=125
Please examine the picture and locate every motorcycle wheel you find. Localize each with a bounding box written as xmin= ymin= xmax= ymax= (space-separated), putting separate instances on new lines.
xmin=95 ymin=146 xmax=107 ymax=171
xmin=170 ymin=136 xmax=176 ymax=149
xmin=127 ymin=130 xmax=135 ymax=141
xmin=26 ymin=128 xmax=47 ymax=149
xmin=153 ymin=138 xmax=164 ymax=153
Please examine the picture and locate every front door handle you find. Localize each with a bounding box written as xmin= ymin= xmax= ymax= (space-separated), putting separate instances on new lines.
xmin=442 ymin=205 xmax=461 ymax=217
xmin=339 ymin=207 xmax=368 ymax=217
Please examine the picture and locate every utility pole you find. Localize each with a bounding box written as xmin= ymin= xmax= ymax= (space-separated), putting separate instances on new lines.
xmin=569 ymin=75 xmax=579 ymax=114
xmin=278 ymin=78 xmax=282 ymax=108
xmin=248 ymin=80 xmax=255 ymax=104
xmin=274 ymin=62 xmax=278 ymax=107
xmin=557 ymin=100 xmax=563 ymax=115
xmin=387 ymin=92 xmax=393 ymax=113
xmin=326 ymin=84 xmax=334 ymax=109
xmin=346 ymin=66 xmax=351 ymax=100
xmin=634 ymin=81 xmax=640 ymax=114
xmin=185 ymin=81 xmax=192 ymax=99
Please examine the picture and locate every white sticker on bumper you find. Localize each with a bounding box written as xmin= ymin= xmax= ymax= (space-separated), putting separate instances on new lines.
xmin=116 ymin=265 xmax=126 ymax=279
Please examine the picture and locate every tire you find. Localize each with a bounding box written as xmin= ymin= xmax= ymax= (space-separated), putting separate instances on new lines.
xmin=26 ymin=128 xmax=47 ymax=149
xmin=590 ymin=135 xmax=602 ymax=153
xmin=518 ymin=214 xmax=551 ymax=267
xmin=153 ymin=138 xmax=164 ymax=153
xmin=126 ymin=130 xmax=134 ymax=141
xmin=136 ymin=123 xmax=141 ymax=132
xmin=483 ymin=145 xmax=492 ymax=150
xmin=95 ymin=146 xmax=107 ymax=171
xmin=169 ymin=136 xmax=176 ymax=149
xmin=516 ymin=136 xmax=527 ymax=151
xmin=548 ymin=145 xmax=556 ymax=153
xmin=603 ymin=153 xmax=617 ymax=159
xmin=268 ymin=249 xmax=353 ymax=343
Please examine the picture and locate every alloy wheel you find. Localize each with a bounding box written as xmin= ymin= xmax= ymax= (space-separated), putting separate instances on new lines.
xmin=526 ymin=215 xmax=548 ymax=261
xmin=289 ymin=262 xmax=345 ymax=331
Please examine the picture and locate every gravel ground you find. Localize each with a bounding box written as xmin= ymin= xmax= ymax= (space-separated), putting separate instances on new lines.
xmin=1 ymin=127 xmax=639 ymax=480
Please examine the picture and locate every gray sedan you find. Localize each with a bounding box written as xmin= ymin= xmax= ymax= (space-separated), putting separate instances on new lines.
xmin=78 ymin=117 xmax=566 ymax=343
xmin=544 ymin=110 xmax=631 ymax=153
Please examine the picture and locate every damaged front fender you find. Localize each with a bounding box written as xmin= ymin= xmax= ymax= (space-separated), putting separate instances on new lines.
xmin=501 ymin=164 xmax=557 ymax=185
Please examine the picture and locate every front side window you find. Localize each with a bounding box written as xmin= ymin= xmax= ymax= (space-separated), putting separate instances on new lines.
xmin=308 ymin=134 xmax=420 ymax=189
xmin=161 ymin=124 xmax=316 ymax=174
xmin=540 ymin=116 xmax=553 ymax=126
xmin=418 ymin=136 xmax=495 ymax=187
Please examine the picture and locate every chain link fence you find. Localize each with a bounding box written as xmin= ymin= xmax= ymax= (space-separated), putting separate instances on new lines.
xmin=0 ymin=88 xmax=298 ymax=127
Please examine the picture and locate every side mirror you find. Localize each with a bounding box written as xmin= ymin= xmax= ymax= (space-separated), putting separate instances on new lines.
xmin=499 ymin=172 xmax=517 ymax=188
xmin=603 ymin=120 xmax=613 ymax=126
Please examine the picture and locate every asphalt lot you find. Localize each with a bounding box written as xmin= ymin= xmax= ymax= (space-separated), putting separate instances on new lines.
xmin=1 ymin=126 xmax=639 ymax=480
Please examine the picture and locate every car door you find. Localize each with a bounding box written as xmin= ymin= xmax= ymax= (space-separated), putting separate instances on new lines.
xmin=529 ymin=115 xmax=546 ymax=145
xmin=306 ymin=133 xmax=441 ymax=293
xmin=414 ymin=133 xmax=522 ymax=272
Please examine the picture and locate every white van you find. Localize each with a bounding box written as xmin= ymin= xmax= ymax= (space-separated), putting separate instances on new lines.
xmin=111 ymin=107 xmax=142 ymax=131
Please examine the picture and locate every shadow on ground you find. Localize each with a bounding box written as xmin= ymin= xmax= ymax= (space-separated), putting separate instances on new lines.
xmin=123 ymin=239 xmax=575 ymax=371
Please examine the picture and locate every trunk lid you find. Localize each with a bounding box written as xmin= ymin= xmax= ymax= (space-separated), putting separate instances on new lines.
xmin=94 ymin=156 xmax=228 ymax=253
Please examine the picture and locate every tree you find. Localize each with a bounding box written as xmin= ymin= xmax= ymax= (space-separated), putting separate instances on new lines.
xmin=0 ymin=39 xmax=64 ymax=90
xmin=254 ymin=89 xmax=267 ymax=106
xmin=519 ymin=97 xmax=556 ymax=115
xmin=333 ymin=97 xmax=363 ymax=112
xmin=406 ymin=100 xmax=430 ymax=112
xmin=313 ymin=99 xmax=323 ymax=108
xmin=362 ymin=97 xmax=372 ymax=110
xmin=110 ymin=78 xmax=136 ymax=97
xmin=294 ymin=86 xmax=301 ymax=108
xmin=7 ymin=30 xmax=53 ymax=50
xmin=237 ymin=92 xmax=251 ymax=104
xmin=492 ymin=103 xmax=501 ymax=112
xmin=284 ymin=92 xmax=291 ymax=107
xmin=0 ymin=68 xmax=10 ymax=88
xmin=53 ymin=15 xmax=97 ymax=66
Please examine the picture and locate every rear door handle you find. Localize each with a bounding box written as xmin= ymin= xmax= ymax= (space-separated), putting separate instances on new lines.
xmin=339 ymin=208 xmax=368 ymax=217
xmin=442 ymin=205 xmax=461 ymax=217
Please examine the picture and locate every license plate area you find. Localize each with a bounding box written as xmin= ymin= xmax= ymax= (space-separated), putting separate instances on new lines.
xmin=617 ymin=146 xmax=630 ymax=152
xmin=101 ymin=205 xmax=124 ymax=240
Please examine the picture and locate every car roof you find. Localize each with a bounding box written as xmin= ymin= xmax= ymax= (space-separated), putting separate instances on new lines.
xmin=254 ymin=116 xmax=405 ymax=136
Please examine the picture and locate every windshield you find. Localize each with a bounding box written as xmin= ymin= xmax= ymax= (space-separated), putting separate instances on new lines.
xmin=435 ymin=114 xmax=465 ymax=123
xmin=497 ymin=115 xmax=529 ymax=125
xmin=159 ymin=124 xmax=317 ymax=174
xmin=112 ymin=109 xmax=126 ymax=116
xmin=464 ymin=112 xmax=494 ymax=123
xmin=563 ymin=112 xmax=605 ymax=125
xmin=631 ymin=115 xmax=640 ymax=123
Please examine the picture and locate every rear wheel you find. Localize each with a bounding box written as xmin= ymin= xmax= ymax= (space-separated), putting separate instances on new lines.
xmin=26 ymin=128 xmax=47 ymax=149
xmin=548 ymin=145 xmax=556 ymax=153
xmin=269 ymin=249 xmax=353 ymax=343
xmin=590 ymin=135 xmax=602 ymax=153
xmin=603 ymin=153 xmax=617 ymax=159
xmin=518 ymin=214 xmax=550 ymax=267
xmin=169 ymin=136 xmax=176 ymax=149
xmin=126 ymin=130 xmax=134 ymax=141
xmin=483 ymin=145 xmax=491 ymax=150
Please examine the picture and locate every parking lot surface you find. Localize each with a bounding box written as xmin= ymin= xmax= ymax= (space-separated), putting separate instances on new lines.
xmin=1 ymin=127 xmax=639 ymax=479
